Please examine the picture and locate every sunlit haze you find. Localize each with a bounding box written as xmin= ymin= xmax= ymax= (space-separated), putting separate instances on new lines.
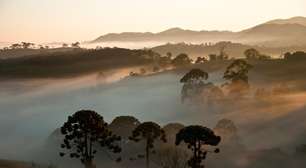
xmin=0 ymin=0 xmax=305 ymax=43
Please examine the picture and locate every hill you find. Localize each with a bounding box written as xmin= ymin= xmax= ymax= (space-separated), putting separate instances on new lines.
xmin=92 ymin=27 xmax=235 ymax=43
xmin=91 ymin=16 xmax=306 ymax=47
xmin=0 ymin=48 xmax=157 ymax=78
xmin=265 ymin=16 xmax=306 ymax=27
xmin=238 ymin=23 xmax=306 ymax=46
xmin=152 ymin=42 xmax=306 ymax=58
xmin=0 ymin=48 xmax=75 ymax=59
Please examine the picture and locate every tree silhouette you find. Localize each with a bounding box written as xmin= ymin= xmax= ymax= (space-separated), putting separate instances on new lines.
xmin=62 ymin=43 xmax=69 ymax=48
xmin=166 ymin=52 xmax=173 ymax=59
xmin=213 ymin=119 xmax=245 ymax=151
xmin=208 ymin=54 xmax=217 ymax=61
xmin=59 ymin=110 xmax=121 ymax=168
xmin=244 ymin=48 xmax=260 ymax=59
xmin=223 ymin=59 xmax=252 ymax=96
xmin=71 ymin=42 xmax=81 ymax=48
xmin=21 ymin=42 xmax=35 ymax=49
xmin=9 ymin=43 xmax=22 ymax=49
xmin=180 ymin=69 xmax=208 ymax=84
xmin=244 ymin=48 xmax=271 ymax=60
xmin=180 ymin=69 xmax=209 ymax=102
xmin=175 ymin=126 xmax=221 ymax=168
xmin=284 ymin=51 xmax=306 ymax=61
xmin=109 ymin=116 xmax=140 ymax=140
xmin=172 ymin=53 xmax=192 ymax=67
xmin=129 ymin=122 xmax=167 ymax=168
xmin=214 ymin=119 xmax=237 ymax=136
xmin=195 ymin=57 xmax=207 ymax=64
xmin=217 ymin=43 xmax=229 ymax=60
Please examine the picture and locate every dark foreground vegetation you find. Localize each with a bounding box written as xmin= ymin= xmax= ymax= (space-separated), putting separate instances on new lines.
xmin=0 ymin=48 xmax=158 ymax=78
xmin=56 ymin=110 xmax=221 ymax=168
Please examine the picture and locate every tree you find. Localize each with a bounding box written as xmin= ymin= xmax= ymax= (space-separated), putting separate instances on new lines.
xmin=208 ymin=42 xmax=230 ymax=61
xmin=224 ymin=59 xmax=252 ymax=83
xmin=195 ymin=57 xmax=207 ymax=64
xmin=217 ymin=43 xmax=229 ymax=60
xmin=9 ymin=43 xmax=22 ymax=49
xmin=59 ymin=110 xmax=121 ymax=168
xmin=223 ymin=59 xmax=252 ymax=96
xmin=208 ymin=54 xmax=217 ymax=61
xmin=244 ymin=48 xmax=260 ymax=59
xmin=21 ymin=42 xmax=35 ymax=49
xmin=38 ymin=45 xmax=45 ymax=49
xmin=158 ymin=55 xmax=172 ymax=68
xmin=284 ymin=52 xmax=292 ymax=59
xmin=175 ymin=126 xmax=221 ymax=168
xmin=214 ymin=119 xmax=240 ymax=146
xmin=180 ymin=69 xmax=208 ymax=84
xmin=180 ymin=69 xmax=209 ymax=102
xmin=284 ymin=51 xmax=306 ymax=61
xmin=129 ymin=122 xmax=167 ymax=168
xmin=108 ymin=116 xmax=140 ymax=140
xmin=157 ymin=147 xmax=189 ymax=168
xmin=172 ymin=53 xmax=192 ymax=67
xmin=62 ymin=43 xmax=69 ymax=48
xmin=166 ymin=52 xmax=173 ymax=59
xmin=71 ymin=42 xmax=81 ymax=48
xmin=244 ymin=48 xmax=271 ymax=60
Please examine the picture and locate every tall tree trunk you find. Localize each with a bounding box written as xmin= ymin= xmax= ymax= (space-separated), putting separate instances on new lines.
xmin=84 ymin=159 xmax=96 ymax=168
xmin=194 ymin=142 xmax=197 ymax=168
xmin=146 ymin=139 xmax=150 ymax=168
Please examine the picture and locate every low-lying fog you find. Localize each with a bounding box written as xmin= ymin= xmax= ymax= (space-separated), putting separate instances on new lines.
xmin=0 ymin=67 xmax=306 ymax=163
xmin=0 ymin=67 xmax=187 ymax=160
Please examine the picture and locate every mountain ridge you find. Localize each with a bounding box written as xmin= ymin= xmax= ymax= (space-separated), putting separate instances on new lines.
xmin=264 ymin=16 xmax=306 ymax=27
xmin=91 ymin=16 xmax=306 ymax=47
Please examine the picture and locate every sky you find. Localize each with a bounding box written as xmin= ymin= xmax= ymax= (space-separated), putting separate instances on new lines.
xmin=0 ymin=0 xmax=306 ymax=43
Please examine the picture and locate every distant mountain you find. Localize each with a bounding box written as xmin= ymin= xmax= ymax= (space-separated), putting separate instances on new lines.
xmin=92 ymin=27 xmax=235 ymax=43
xmin=238 ymin=23 xmax=306 ymax=46
xmin=264 ymin=16 xmax=306 ymax=27
xmin=91 ymin=16 xmax=306 ymax=47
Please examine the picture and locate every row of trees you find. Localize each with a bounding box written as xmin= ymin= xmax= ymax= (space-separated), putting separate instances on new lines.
xmin=158 ymin=47 xmax=269 ymax=70
xmin=180 ymin=59 xmax=253 ymax=103
xmin=284 ymin=51 xmax=306 ymax=61
xmin=59 ymin=110 xmax=221 ymax=168
xmin=8 ymin=42 xmax=35 ymax=49
xmin=3 ymin=42 xmax=81 ymax=50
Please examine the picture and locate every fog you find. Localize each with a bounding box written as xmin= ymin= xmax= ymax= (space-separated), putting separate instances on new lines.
xmin=0 ymin=67 xmax=306 ymax=167
xmin=0 ymin=68 xmax=188 ymax=160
